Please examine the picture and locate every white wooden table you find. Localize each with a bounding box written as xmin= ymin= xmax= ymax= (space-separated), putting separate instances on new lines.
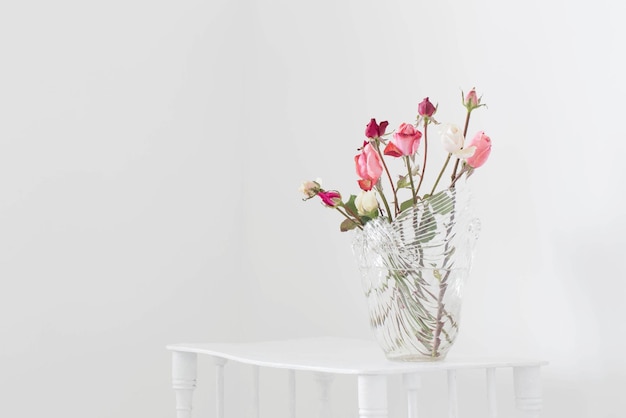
xmin=167 ymin=337 xmax=547 ymax=418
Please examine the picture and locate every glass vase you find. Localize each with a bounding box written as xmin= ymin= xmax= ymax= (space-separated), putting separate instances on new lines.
xmin=352 ymin=183 xmax=480 ymax=361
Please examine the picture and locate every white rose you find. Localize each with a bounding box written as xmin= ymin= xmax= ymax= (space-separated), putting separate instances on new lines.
xmin=355 ymin=190 xmax=379 ymax=215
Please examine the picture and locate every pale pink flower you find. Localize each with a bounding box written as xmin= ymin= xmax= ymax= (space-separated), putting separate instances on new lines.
xmin=355 ymin=142 xmax=383 ymax=185
xmin=464 ymin=131 xmax=491 ymax=168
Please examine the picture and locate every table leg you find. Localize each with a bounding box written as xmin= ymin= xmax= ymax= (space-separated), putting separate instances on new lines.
xmin=172 ymin=351 xmax=197 ymax=418
xmin=357 ymin=375 xmax=388 ymax=418
xmin=288 ymin=370 xmax=296 ymax=418
xmin=486 ymin=368 xmax=498 ymax=418
xmin=251 ymin=365 xmax=260 ymax=418
xmin=403 ymin=373 xmax=421 ymax=418
xmin=447 ymin=369 xmax=459 ymax=418
xmin=213 ymin=357 xmax=227 ymax=418
xmin=513 ymin=366 xmax=543 ymax=418
xmin=315 ymin=372 xmax=334 ymax=418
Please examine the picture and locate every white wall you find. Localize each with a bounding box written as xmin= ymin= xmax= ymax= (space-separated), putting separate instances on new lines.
xmin=1 ymin=0 xmax=625 ymax=417
xmin=0 ymin=1 xmax=247 ymax=417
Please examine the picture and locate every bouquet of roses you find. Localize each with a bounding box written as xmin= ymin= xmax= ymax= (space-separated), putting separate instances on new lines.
xmin=299 ymin=88 xmax=491 ymax=231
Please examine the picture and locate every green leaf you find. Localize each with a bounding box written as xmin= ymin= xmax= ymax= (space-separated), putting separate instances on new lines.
xmin=399 ymin=198 xmax=415 ymax=212
xmin=345 ymin=194 xmax=358 ymax=214
xmin=362 ymin=208 xmax=379 ymax=219
xmin=427 ymin=190 xmax=455 ymax=215
xmin=340 ymin=218 xmax=360 ymax=232
xmin=417 ymin=205 xmax=437 ymax=243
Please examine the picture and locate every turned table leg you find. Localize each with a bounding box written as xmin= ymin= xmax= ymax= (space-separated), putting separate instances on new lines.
xmin=357 ymin=375 xmax=388 ymax=418
xmin=513 ymin=366 xmax=543 ymax=418
xmin=213 ymin=357 xmax=228 ymax=418
xmin=315 ymin=372 xmax=334 ymax=418
xmin=403 ymin=373 xmax=421 ymax=418
xmin=172 ymin=351 xmax=197 ymax=418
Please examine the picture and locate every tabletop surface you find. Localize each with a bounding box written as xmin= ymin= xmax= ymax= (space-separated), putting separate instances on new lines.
xmin=166 ymin=337 xmax=548 ymax=375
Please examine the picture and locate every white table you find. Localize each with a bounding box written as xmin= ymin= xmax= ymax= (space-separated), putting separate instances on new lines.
xmin=167 ymin=337 xmax=547 ymax=418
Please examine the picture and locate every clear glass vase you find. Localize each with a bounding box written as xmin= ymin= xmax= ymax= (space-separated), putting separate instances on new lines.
xmin=352 ymin=183 xmax=480 ymax=361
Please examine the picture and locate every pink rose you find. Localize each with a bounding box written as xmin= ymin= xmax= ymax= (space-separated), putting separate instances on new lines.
xmin=465 ymin=131 xmax=491 ymax=168
xmin=418 ymin=97 xmax=436 ymax=117
xmin=317 ymin=190 xmax=342 ymax=207
xmin=365 ymin=119 xmax=389 ymax=139
xmin=355 ymin=142 xmax=383 ymax=185
xmin=384 ymin=123 xmax=421 ymax=157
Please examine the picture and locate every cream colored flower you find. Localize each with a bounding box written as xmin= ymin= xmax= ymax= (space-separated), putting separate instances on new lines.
xmin=355 ymin=190 xmax=378 ymax=215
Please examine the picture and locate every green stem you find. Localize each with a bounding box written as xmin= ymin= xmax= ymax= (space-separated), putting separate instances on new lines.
xmin=375 ymin=183 xmax=393 ymax=222
xmin=430 ymin=153 xmax=451 ymax=196
xmin=450 ymin=164 xmax=470 ymax=188
xmin=335 ymin=206 xmax=363 ymax=230
xmin=451 ymin=110 xmax=472 ymax=183
xmin=373 ymin=140 xmax=399 ymax=216
xmin=414 ymin=121 xmax=428 ymax=198
xmin=405 ymin=156 xmax=417 ymax=205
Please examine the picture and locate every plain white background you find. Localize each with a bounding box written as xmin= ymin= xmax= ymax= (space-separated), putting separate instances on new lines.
xmin=1 ymin=0 xmax=625 ymax=417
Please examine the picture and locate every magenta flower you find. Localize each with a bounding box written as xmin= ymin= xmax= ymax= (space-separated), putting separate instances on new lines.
xmin=318 ymin=190 xmax=342 ymax=207
xmin=418 ymin=97 xmax=436 ymax=117
xmin=465 ymin=131 xmax=492 ymax=168
xmin=383 ymin=123 xmax=422 ymax=157
xmin=365 ymin=119 xmax=389 ymax=139
xmin=355 ymin=141 xmax=383 ymax=185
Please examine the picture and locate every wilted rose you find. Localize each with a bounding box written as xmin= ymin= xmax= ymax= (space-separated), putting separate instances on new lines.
xmin=299 ymin=179 xmax=321 ymax=199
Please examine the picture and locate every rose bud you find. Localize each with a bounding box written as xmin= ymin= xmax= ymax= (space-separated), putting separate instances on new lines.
xmin=317 ymin=190 xmax=342 ymax=207
xmin=355 ymin=190 xmax=379 ymax=216
xmin=418 ymin=97 xmax=436 ymax=117
xmin=365 ymin=119 xmax=389 ymax=139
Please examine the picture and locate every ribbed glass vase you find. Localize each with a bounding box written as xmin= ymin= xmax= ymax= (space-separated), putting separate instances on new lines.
xmin=352 ymin=183 xmax=480 ymax=361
